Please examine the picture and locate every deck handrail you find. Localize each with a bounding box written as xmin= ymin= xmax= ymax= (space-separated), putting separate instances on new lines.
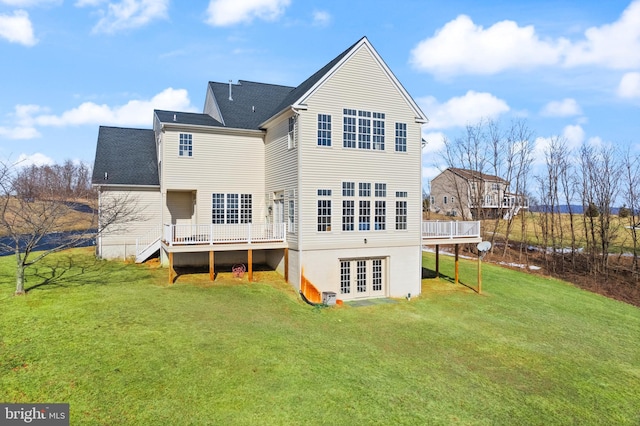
xmin=163 ymin=222 xmax=287 ymax=246
xmin=422 ymin=220 xmax=481 ymax=239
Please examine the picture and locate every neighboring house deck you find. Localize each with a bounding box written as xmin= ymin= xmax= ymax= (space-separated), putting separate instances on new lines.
xmin=430 ymin=168 xmax=528 ymax=220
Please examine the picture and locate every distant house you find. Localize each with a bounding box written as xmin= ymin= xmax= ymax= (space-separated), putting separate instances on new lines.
xmin=430 ymin=168 xmax=528 ymax=220
xmin=92 ymin=37 xmax=432 ymax=301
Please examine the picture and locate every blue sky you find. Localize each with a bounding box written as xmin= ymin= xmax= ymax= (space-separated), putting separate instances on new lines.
xmin=1 ymin=0 xmax=639 ymax=189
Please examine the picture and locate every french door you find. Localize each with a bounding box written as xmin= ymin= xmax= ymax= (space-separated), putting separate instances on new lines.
xmin=339 ymin=258 xmax=386 ymax=299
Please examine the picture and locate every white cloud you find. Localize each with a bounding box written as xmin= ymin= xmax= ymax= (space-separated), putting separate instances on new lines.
xmin=617 ymin=72 xmax=640 ymax=98
xmin=205 ymin=0 xmax=290 ymax=26
xmin=541 ymin=98 xmax=582 ymax=117
xmin=0 ymin=10 xmax=37 ymax=46
xmin=533 ymin=124 xmax=585 ymax=164
xmin=410 ymin=14 xmax=566 ymax=76
xmin=564 ymin=0 xmax=640 ymax=69
xmin=18 ymin=88 xmax=197 ymax=128
xmin=418 ymin=91 xmax=510 ymax=130
xmin=410 ymin=1 xmax=640 ymax=76
xmin=0 ymin=126 xmax=40 ymax=139
xmin=312 ymin=10 xmax=331 ymax=27
xmin=421 ymin=131 xmax=447 ymax=155
xmin=83 ymin=0 xmax=169 ymax=34
xmin=14 ymin=152 xmax=54 ymax=167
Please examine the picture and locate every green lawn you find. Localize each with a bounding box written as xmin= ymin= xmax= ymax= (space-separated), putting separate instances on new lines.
xmin=1 ymin=249 xmax=639 ymax=425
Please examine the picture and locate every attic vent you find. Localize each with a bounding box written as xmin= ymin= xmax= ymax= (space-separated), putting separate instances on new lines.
xmin=173 ymin=114 xmax=177 ymax=122
xmin=228 ymin=80 xmax=233 ymax=101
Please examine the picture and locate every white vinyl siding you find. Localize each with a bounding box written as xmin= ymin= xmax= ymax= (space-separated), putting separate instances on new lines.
xmin=161 ymin=129 xmax=265 ymax=226
xmin=295 ymin=44 xmax=423 ymax=251
xmin=97 ymin=187 xmax=162 ymax=259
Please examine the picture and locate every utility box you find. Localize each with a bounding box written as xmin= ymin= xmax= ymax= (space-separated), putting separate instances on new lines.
xmin=322 ymin=291 xmax=337 ymax=306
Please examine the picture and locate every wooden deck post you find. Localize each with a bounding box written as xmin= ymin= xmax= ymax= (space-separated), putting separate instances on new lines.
xmin=248 ymin=249 xmax=253 ymax=282
xmin=435 ymin=244 xmax=440 ymax=280
xmin=168 ymin=252 xmax=175 ymax=284
xmin=478 ymin=254 xmax=482 ymax=294
xmin=209 ymin=251 xmax=215 ymax=281
xmin=454 ymin=244 xmax=460 ymax=285
xmin=284 ymin=248 xmax=289 ymax=283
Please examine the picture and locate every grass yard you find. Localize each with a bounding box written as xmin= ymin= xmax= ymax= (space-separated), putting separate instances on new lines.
xmin=1 ymin=248 xmax=639 ymax=425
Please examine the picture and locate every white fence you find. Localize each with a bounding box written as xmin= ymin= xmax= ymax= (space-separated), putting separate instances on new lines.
xmin=163 ymin=223 xmax=287 ymax=246
xmin=422 ymin=221 xmax=481 ymax=239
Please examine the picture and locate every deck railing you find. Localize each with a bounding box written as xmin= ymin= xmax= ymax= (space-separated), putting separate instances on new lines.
xmin=163 ymin=223 xmax=287 ymax=246
xmin=422 ymin=220 xmax=481 ymax=239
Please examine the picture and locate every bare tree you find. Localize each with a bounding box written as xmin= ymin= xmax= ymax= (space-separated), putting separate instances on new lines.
xmin=0 ymin=160 xmax=139 ymax=295
xmin=622 ymin=150 xmax=640 ymax=276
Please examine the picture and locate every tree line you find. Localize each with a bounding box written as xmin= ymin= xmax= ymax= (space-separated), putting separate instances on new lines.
xmin=434 ymin=118 xmax=640 ymax=287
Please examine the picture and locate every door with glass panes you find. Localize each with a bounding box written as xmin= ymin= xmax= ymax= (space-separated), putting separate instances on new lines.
xmin=339 ymin=258 xmax=386 ymax=299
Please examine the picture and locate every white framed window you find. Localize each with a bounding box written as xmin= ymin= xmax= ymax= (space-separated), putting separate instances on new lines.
xmin=374 ymin=200 xmax=386 ymax=230
xmin=375 ymin=183 xmax=387 ymax=197
xmin=343 ymin=109 xmax=357 ymax=148
xmin=342 ymin=200 xmax=355 ymax=231
xmin=288 ymin=116 xmax=297 ymax=149
xmin=212 ymin=193 xmax=225 ymax=224
xmin=396 ymin=200 xmax=407 ymax=230
xmin=317 ymin=114 xmax=332 ymax=146
xmin=226 ymin=194 xmax=239 ymax=224
xmin=340 ymin=261 xmax=351 ymax=295
xmin=358 ymin=110 xmax=371 ymax=149
xmin=287 ymin=189 xmax=296 ymax=234
xmin=212 ymin=193 xmax=252 ymax=224
xmin=359 ymin=182 xmax=371 ymax=197
xmin=491 ymin=183 xmax=500 ymax=191
xmin=372 ymin=112 xmax=385 ymax=150
xmin=359 ymin=200 xmax=370 ymax=231
xmin=317 ymin=189 xmax=332 ymax=232
xmin=395 ymin=123 xmax=407 ymax=152
xmin=240 ymin=194 xmax=252 ymax=224
xmin=443 ymin=196 xmax=448 ymax=205
xmin=342 ymin=181 xmax=355 ymax=197
xmin=179 ymin=133 xmax=192 ymax=157
xmin=396 ymin=191 xmax=407 ymax=230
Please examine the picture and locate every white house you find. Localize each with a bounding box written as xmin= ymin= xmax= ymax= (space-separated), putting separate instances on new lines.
xmin=92 ymin=37 xmax=438 ymax=301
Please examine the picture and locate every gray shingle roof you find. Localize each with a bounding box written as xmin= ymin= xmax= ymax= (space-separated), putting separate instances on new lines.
xmin=449 ymin=168 xmax=508 ymax=184
xmin=208 ymin=80 xmax=294 ymax=130
xmin=92 ymin=126 xmax=159 ymax=186
xmin=155 ymin=110 xmax=224 ymax=127
xmin=207 ymin=36 xmax=365 ymax=130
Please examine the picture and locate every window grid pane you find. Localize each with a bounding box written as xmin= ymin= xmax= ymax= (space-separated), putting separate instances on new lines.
xmin=343 ymin=109 xmax=356 ymax=148
xmin=372 ymin=259 xmax=382 ymax=291
xmin=317 ymin=200 xmax=332 ymax=231
xmin=317 ymin=114 xmax=332 ymax=146
xmin=375 ymin=200 xmax=386 ymax=230
xmin=240 ymin=194 xmax=252 ymax=224
xmin=342 ymin=182 xmax=355 ymax=197
xmin=359 ymin=182 xmax=371 ymax=197
xmin=226 ymin=194 xmax=239 ymax=224
xmin=359 ymin=200 xmax=370 ymax=231
xmin=179 ymin=133 xmax=193 ymax=157
xmin=395 ymin=122 xmax=407 ymax=152
xmin=396 ymin=200 xmax=407 ymax=230
xmin=342 ymin=200 xmax=355 ymax=231
xmin=375 ymin=183 xmax=387 ymax=197
xmin=340 ymin=261 xmax=351 ymax=295
xmin=373 ymin=113 xmax=385 ymax=150
xmin=212 ymin=193 xmax=225 ymax=224
xmin=356 ymin=260 xmax=367 ymax=293
xmin=358 ymin=110 xmax=371 ymax=149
